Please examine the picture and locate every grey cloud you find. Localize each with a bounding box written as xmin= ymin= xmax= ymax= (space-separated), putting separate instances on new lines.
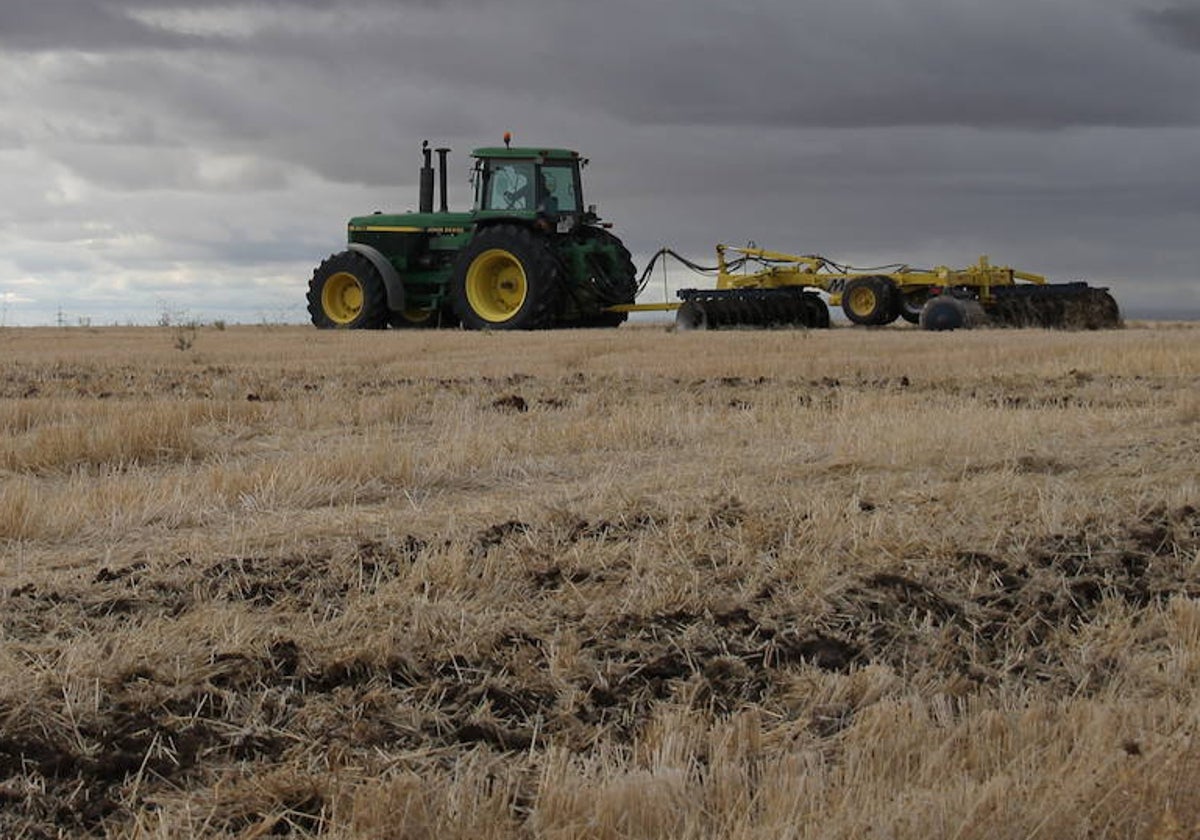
xmin=36 ymin=45 xmax=491 ymax=186
xmin=45 ymin=142 xmax=294 ymax=192
xmin=11 ymin=251 xmax=94 ymax=276
xmin=1139 ymin=5 xmax=1200 ymax=51
xmin=0 ymin=2 xmax=200 ymax=51
xmin=19 ymin=0 xmax=1200 ymax=193
xmin=3 ymin=0 xmax=1200 ymax=325
xmin=573 ymin=2 xmax=1200 ymax=129
xmin=301 ymin=0 xmax=1200 ymax=131
xmin=0 ymin=0 xmax=485 ymax=52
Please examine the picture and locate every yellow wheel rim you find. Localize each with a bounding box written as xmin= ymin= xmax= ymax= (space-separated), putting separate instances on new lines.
xmin=465 ymin=249 xmax=527 ymax=322
xmin=847 ymin=286 xmax=878 ymax=318
xmin=322 ymin=272 xmax=364 ymax=324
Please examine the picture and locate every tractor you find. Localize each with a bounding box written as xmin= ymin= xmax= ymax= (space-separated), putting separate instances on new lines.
xmin=307 ymin=137 xmax=638 ymax=330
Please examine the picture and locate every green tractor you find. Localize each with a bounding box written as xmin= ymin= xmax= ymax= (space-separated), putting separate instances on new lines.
xmin=308 ymin=138 xmax=638 ymax=330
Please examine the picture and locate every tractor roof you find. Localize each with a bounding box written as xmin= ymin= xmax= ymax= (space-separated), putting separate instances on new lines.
xmin=471 ymin=146 xmax=580 ymax=161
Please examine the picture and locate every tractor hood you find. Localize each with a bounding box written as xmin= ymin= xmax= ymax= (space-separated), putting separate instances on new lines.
xmin=348 ymin=211 xmax=474 ymax=234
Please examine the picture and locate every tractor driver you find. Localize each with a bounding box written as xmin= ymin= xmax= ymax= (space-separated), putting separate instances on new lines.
xmin=537 ymin=172 xmax=558 ymax=216
xmin=500 ymin=167 xmax=557 ymax=215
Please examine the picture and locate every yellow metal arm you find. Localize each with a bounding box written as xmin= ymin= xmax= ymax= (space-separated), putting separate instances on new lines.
xmin=717 ymin=246 xmax=1046 ymax=298
xmin=716 ymin=243 xmax=827 ymax=290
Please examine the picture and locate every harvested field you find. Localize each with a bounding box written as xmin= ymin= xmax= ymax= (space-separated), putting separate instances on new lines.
xmin=0 ymin=322 xmax=1198 ymax=838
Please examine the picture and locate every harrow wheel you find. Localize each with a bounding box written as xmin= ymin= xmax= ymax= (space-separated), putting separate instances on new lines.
xmin=920 ymin=296 xmax=967 ymax=331
xmin=451 ymin=225 xmax=561 ymax=330
xmin=990 ymin=284 xmax=1122 ymax=329
xmin=920 ymin=296 xmax=987 ymax=331
xmin=898 ymin=289 xmax=930 ymax=325
xmin=842 ymin=276 xmax=900 ymax=326
xmin=308 ymin=251 xmax=389 ymax=329
xmin=674 ymin=289 xmax=830 ymax=330
xmin=674 ymin=300 xmax=709 ymax=331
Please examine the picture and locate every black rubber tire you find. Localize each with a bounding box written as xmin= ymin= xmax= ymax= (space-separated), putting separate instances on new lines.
xmin=450 ymin=225 xmax=561 ymax=330
xmin=920 ymin=296 xmax=967 ymax=331
xmin=580 ymin=228 xmax=638 ymax=305
xmin=308 ymin=250 xmax=389 ymax=329
xmin=842 ymin=276 xmax=900 ymax=326
xmin=566 ymin=227 xmax=637 ymax=327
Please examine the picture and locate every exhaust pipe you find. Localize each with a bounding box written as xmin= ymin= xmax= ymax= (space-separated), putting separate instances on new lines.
xmin=436 ymin=147 xmax=450 ymax=213
xmin=419 ymin=141 xmax=434 ymax=214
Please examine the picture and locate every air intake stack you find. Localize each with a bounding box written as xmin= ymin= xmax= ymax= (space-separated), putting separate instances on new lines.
xmin=436 ymin=147 xmax=450 ymax=213
xmin=418 ymin=141 xmax=434 ymax=214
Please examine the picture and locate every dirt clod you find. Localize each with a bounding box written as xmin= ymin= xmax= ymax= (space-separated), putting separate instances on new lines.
xmin=490 ymin=394 xmax=528 ymax=412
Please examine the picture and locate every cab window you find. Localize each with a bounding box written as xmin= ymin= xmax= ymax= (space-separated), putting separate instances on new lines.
xmin=538 ymin=164 xmax=579 ymax=214
xmin=483 ymin=161 xmax=536 ymax=210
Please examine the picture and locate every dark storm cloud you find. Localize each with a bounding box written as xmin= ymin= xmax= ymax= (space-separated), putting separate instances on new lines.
xmin=0 ymin=3 xmax=196 ymax=51
xmin=562 ymin=1 xmax=1200 ymax=129
xmin=1139 ymin=4 xmax=1200 ymax=51
xmin=15 ymin=0 xmax=1200 ymax=134
xmin=234 ymin=0 xmax=1200 ymax=132
xmin=0 ymin=0 xmax=479 ymax=52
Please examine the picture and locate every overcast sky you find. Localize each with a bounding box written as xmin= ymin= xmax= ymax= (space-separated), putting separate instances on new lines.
xmin=2 ymin=0 xmax=1199 ymax=325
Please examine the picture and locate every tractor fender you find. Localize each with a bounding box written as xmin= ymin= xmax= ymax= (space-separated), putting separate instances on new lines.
xmin=347 ymin=243 xmax=405 ymax=313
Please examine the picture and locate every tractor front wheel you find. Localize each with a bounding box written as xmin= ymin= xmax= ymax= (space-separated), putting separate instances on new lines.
xmin=451 ymin=225 xmax=561 ymax=330
xmin=308 ymin=251 xmax=389 ymax=329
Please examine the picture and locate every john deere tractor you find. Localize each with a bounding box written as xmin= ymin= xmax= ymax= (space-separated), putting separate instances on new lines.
xmin=308 ymin=139 xmax=637 ymax=330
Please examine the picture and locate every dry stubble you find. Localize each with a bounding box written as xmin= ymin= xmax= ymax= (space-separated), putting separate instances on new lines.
xmin=0 ymin=322 xmax=1198 ymax=838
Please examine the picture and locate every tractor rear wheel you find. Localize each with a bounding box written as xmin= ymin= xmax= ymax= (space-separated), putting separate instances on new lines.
xmin=451 ymin=225 xmax=561 ymax=330
xmin=308 ymin=251 xmax=389 ymax=329
xmin=577 ymin=227 xmax=637 ymax=326
xmin=842 ymin=276 xmax=900 ymax=326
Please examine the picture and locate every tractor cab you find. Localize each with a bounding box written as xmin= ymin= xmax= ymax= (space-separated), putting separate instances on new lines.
xmin=470 ymin=146 xmax=584 ymax=226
